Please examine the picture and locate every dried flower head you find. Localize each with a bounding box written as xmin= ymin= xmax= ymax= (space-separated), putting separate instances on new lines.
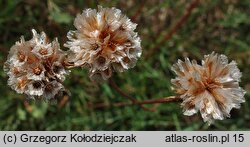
xmin=171 ymin=52 xmax=246 ymax=124
xmin=64 ymin=6 xmax=142 ymax=81
xmin=4 ymin=29 xmax=68 ymax=99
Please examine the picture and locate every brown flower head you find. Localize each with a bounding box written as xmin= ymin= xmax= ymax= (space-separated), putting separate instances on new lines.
xmin=64 ymin=6 xmax=142 ymax=81
xmin=171 ymin=52 xmax=246 ymax=124
xmin=4 ymin=29 xmax=68 ymax=99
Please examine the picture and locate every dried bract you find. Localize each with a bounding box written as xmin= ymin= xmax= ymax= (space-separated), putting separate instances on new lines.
xmin=4 ymin=29 xmax=68 ymax=99
xmin=64 ymin=6 xmax=142 ymax=81
xmin=171 ymin=52 xmax=246 ymax=124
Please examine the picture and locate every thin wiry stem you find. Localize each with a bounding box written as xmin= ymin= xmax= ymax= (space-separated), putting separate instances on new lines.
xmin=58 ymin=95 xmax=69 ymax=108
xmin=145 ymin=0 xmax=199 ymax=59
xmin=88 ymin=96 xmax=181 ymax=109
xmin=109 ymin=79 xmax=156 ymax=111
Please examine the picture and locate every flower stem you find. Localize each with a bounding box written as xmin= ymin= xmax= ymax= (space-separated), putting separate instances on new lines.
xmin=58 ymin=95 xmax=69 ymax=108
xmin=109 ymin=79 xmax=156 ymax=111
xmin=88 ymin=96 xmax=181 ymax=109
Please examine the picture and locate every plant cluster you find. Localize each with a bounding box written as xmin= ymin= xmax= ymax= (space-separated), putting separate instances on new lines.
xmin=4 ymin=6 xmax=246 ymax=125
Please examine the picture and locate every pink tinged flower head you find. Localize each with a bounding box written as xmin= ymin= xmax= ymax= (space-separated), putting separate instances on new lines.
xmin=4 ymin=29 xmax=69 ymax=99
xmin=64 ymin=6 xmax=142 ymax=81
xmin=171 ymin=52 xmax=246 ymax=124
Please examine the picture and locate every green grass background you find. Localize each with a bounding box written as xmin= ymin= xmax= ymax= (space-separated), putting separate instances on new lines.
xmin=0 ymin=0 xmax=249 ymax=130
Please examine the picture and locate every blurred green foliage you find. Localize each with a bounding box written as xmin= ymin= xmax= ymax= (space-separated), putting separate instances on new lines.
xmin=0 ymin=0 xmax=249 ymax=130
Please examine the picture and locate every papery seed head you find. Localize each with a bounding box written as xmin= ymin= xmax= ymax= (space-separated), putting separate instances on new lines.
xmin=64 ymin=6 xmax=142 ymax=81
xmin=171 ymin=52 xmax=246 ymax=125
xmin=4 ymin=29 xmax=69 ymax=100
